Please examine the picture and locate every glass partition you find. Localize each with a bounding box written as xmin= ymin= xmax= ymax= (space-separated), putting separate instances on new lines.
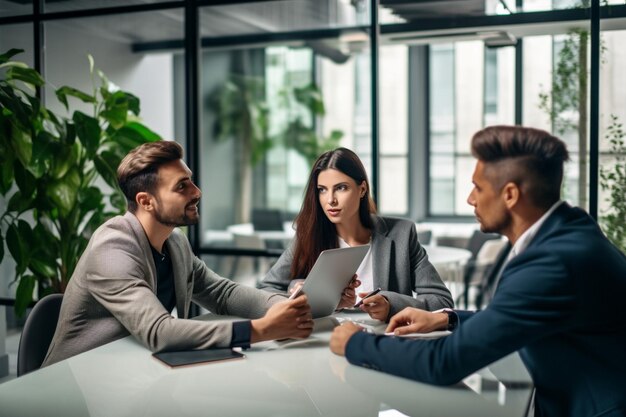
xmin=197 ymin=1 xmax=373 ymax=271
xmin=0 ymin=23 xmax=33 ymax=67
xmin=0 ymin=0 xmax=31 ymax=18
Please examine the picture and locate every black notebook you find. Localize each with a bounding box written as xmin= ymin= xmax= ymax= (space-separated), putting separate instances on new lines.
xmin=152 ymin=348 xmax=245 ymax=368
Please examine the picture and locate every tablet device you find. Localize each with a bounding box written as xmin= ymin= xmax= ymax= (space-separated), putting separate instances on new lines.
xmin=299 ymin=245 xmax=370 ymax=318
xmin=153 ymin=348 xmax=245 ymax=368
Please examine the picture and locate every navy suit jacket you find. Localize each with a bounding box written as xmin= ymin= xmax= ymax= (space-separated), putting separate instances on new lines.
xmin=345 ymin=203 xmax=626 ymax=417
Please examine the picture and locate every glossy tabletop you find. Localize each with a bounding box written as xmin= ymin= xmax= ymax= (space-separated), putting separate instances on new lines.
xmin=0 ymin=313 xmax=532 ymax=417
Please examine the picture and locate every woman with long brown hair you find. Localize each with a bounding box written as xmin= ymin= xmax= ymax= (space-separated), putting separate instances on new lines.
xmin=260 ymin=148 xmax=453 ymax=321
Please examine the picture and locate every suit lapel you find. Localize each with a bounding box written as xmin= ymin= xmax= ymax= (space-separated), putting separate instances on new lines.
xmin=371 ymin=217 xmax=391 ymax=290
xmin=125 ymin=212 xmax=157 ymax=290
xmin=166 ymin=236 xmax=190 ymax=319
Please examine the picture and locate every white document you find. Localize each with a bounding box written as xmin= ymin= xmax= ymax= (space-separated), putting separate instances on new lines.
xmin=383 ymin=330 xmax=451 ymax=339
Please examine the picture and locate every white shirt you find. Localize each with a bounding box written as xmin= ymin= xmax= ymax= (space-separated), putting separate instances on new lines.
xmin=338 ymin=237 xmax=373 ymax=302
xmin=507 ymin=200 xmax=564 ymax=263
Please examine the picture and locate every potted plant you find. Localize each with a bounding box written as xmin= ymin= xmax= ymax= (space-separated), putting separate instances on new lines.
xmin=279 ymin=82 xmax=343 ymax=167
xmin=599 ymin=115 xmax=626 ymax=254
xmin=0 ymin=49 xmax=160 ymax=316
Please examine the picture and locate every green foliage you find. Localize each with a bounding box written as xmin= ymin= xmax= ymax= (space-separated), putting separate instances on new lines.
xmin=279 ymin=83 xmax=343 ymax=166
xmin=0 ymin=49 xmax=160 ymax=316
xmin=538 ymin=29 xmax=587 ymax=135
xmin=599 ymin=115 xmax=626 ymax=254
xmin=209 ymin=76 xmax=343 ymax=167
xmin=209 ymin=74 xmax=271 ymax=166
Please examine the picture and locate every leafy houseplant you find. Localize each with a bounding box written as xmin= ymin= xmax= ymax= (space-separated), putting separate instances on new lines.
xmin=209 ymin=73 xmax=271 ymax=224
xmin=0 ymin=49 xmax=160 ymax=316
xmin=599 ymin=115 xmax=626 ymax=254
xmin=279 ymin=83 xmax=343 ymax=167
xmin=210 ymin=75 xmax=343 ymax=222
xmin=538 ymin=27 xmax=590 ymax=208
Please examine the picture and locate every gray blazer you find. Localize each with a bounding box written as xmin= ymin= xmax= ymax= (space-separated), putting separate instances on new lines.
xmin=260 ymin=216 xmax=454 ymax=316
xmin=43 ymin=212 xmax=283 ymax=367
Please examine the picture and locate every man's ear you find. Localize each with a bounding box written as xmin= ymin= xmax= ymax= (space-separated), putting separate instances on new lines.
xmin=136 ymin=192 xmax=153 ymax=212
xmin=501 ymin=182 xmax=520 ymax=209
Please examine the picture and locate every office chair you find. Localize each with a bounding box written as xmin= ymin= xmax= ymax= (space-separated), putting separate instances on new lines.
xmin=460 ymin=230 xmax=502 ymax=308
xmin=251 ymin=208 xmax=284 ymax=231
xmin=17 ymin=293 xmax=63 ymax=376
xmin=474 ymin=242 xmax=512 ymax=309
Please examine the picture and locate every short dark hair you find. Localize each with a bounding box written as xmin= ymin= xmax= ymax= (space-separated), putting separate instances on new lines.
xmin=471 ymin=125 xmax=570 ymax=209
xmin=117 ymin=141 xmax=183 ymax=212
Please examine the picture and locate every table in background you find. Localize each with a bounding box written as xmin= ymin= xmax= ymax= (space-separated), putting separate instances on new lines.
xmin=424 ymin=245 xmax=472 ymax=300
xmin=0 ymin=313 xmax=532 ymax=417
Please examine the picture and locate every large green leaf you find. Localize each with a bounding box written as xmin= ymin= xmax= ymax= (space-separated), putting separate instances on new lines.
xmin=73 ymin=111 xmax=101 ymax=158
xmin=110 ymin=190 xmax=127 ymax=213
xmin=110 ymin=122 xmax=161 ymax=149
xmin=11 ymin=126 xmax=33 ymax=167
xmin=13 ymin=160 xmax=36 ymax=198
xmin=0 ymin=48 xmax=24 ymax=64
xmin=32 ymin=223 xmax=59 ymax=261
xmin=55 ymin=86 xmax=96 ymax=111
xmin=29 ymin=256 xmax=57 ymax=278
xmin=6 ymin=224 xmax=24 ymax=269
xmin=100 ymin=107 xmax=127 ymax=130
xmin=0 ymin=86 xmax=32 ymax=132
xmin=94 ymin=151 xmax=121 ymax=189
xmin=14 ymin=275 xmax=36 ymax=317
xmin=31 ymin=130 xmax=57 ymax=178
xmin=78 ymin=186 xmax=104 ymax=213
xmin=0 ymin=155 xmax=14 ymax=195
xmin=6 ymin=221 xmax=33 ymax=274
xmin=47 ymin=168 xmax=81 ymax=217
xmin=7 ymin=190 xmax=34 ymax=213
xmin=6 ymin=66 xmax=45 ymax=88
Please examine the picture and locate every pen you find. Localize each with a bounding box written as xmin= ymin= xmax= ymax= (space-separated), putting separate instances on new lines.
xmin=289 ymin=285 xmax=304 ymax=299
xmin=354 ymin=287 xmax=382 ymax=308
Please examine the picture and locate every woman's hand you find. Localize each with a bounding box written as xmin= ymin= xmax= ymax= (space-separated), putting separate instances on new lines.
xmin=358 ymin=292 xmax=390 ymax=321
xmin=337 ymin=276 xmax=361 ymax=310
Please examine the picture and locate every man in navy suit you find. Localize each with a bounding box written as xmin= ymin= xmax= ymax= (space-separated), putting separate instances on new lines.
xmin=330 ymin=125 xmax=626 ymax=416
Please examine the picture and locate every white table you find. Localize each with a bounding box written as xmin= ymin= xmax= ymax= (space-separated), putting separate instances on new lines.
xmin=424 ymin=245 xmax=472 ymax=300
xmin=0 ymin=313 xmax=532 ymax=417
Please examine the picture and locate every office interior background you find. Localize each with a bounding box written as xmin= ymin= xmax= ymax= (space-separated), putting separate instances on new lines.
xmin=1 ymin=0 xmax=625 ymax=382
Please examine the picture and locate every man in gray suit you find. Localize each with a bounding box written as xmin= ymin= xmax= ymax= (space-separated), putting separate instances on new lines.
xmin=43 ymin=140 xmax=314 ymax=366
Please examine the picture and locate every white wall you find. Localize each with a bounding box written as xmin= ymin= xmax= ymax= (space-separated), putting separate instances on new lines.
xmin=44 ymin=21 xmax=174 ymax=140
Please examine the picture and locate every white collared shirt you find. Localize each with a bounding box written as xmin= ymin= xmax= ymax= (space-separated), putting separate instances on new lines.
xmin=507 ymin=200 xmax=564 ymax=262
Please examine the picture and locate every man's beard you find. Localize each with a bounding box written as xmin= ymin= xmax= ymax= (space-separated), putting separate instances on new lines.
xmin=154 ymin=199 xmax=200 ymax=227
xmin=479 ymin=210 xmax=511 ymax=235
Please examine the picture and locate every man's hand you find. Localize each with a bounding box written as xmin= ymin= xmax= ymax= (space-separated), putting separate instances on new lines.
xmin=330 ymin=321 xmax=363 ymax=356
xmin=337 ymin=276 xmax=361 ymax=310
xmin=385 ymin=307 xmax=448 ymax=335
xmin=251 ymin=295 xmax=314 ymax=342
xmin=358 ymin=292 xmax=390 ymax=322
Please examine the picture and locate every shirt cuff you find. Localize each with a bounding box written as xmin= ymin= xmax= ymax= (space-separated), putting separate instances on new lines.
xmin=231 ymin=321 xmax=252 ymax=349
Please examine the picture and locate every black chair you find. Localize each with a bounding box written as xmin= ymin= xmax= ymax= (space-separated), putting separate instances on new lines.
xmin=17 ymin=293 xmax=63 ymax=376
xmin=251 ymin=208 xmax=284 ymax=231
xmin=460 ymin=230 xmax=502 ymax=308
xmin=417 ymin=230 xmax=432 ymax=245
xmin=474 ymin=242 xmax=512 ymax=309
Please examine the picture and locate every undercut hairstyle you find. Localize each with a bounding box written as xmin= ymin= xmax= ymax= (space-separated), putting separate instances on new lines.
xmin=117 ymin=141 xmax=184 ymax=213
xmin=291 ymin=147 xmax=377 ymax=279
xmin=471 ymin=125 xmax=570 ymax=210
